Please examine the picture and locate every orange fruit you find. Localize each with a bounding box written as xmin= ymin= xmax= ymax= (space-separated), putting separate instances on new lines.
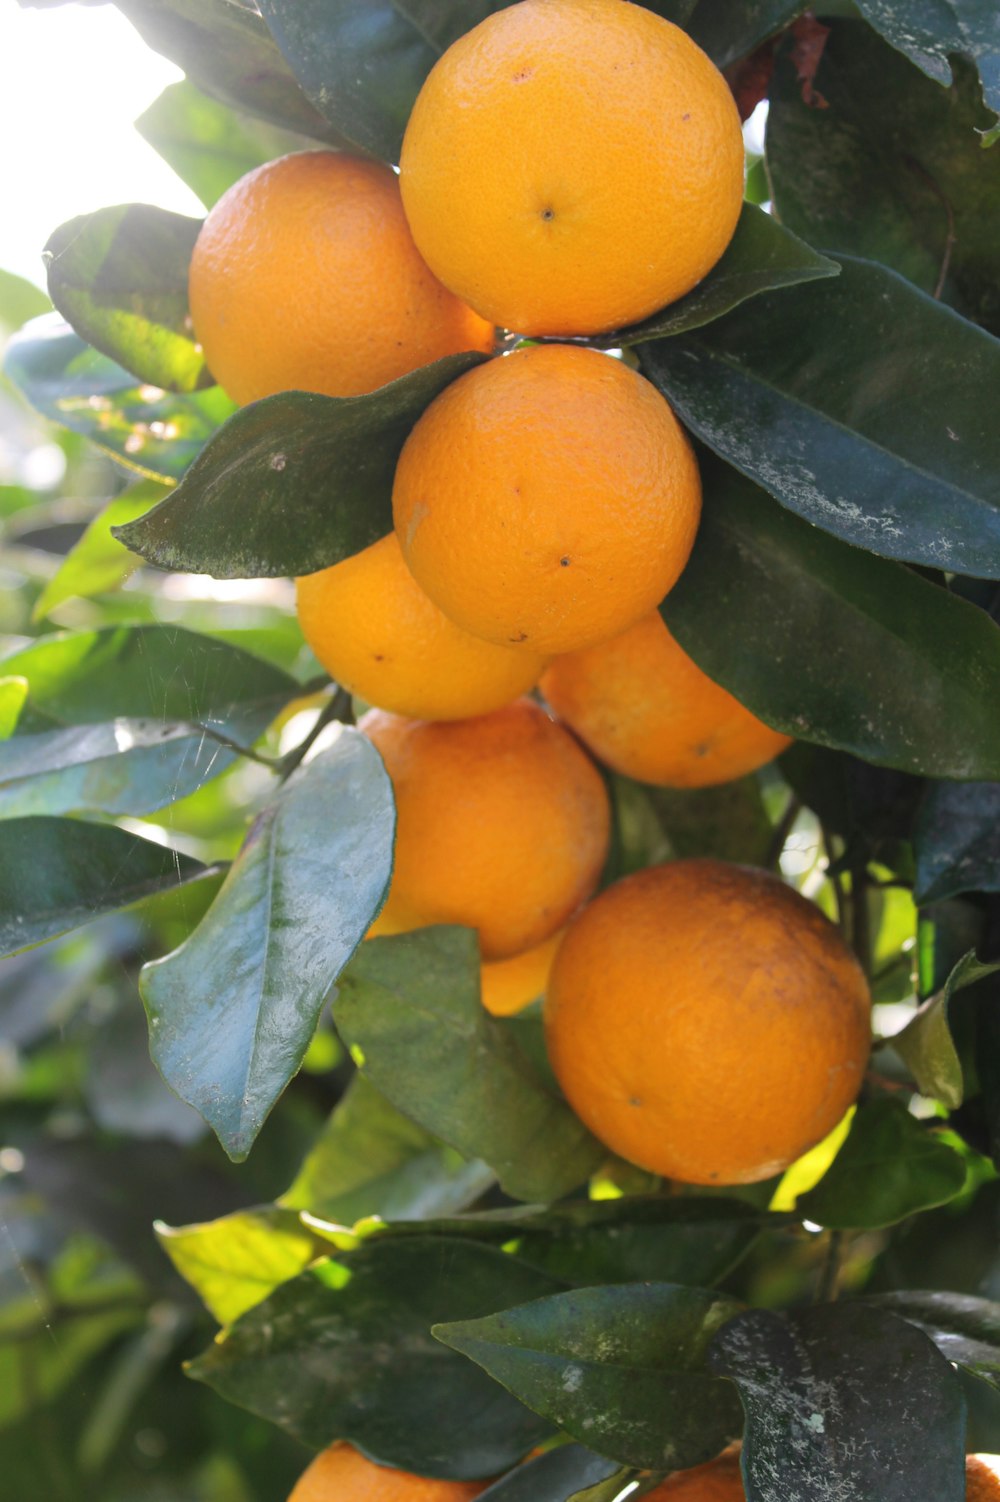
xmin=295 ymin=534 xmax=548 ymax=720
xmin=393 ymin=345 xmax=701 ymax=656
xmin=540 ymin=611 xmax=792 ymax=788
xmin=480 ymin=929 xmax=564 ymax=1017
xmin=189 ymin=151 xmax=494 ymax=405
xmin=968 ymin=1457 xmax=1000 ymax=1501
xmin=361 ymin=699 xmax=610 ymax=960
xmin=288 ymin=1443 xmax=487 ymax=1501
xmin=545 ymin=860 xmax=871 ymax=1184
xmin=399 ymin=0 xmax=745 ymax=335
xmin=647 ymin=1446 xmax=744 ymax=1499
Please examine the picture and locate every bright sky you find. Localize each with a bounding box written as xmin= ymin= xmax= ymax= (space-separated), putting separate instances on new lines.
xmin=0 ymin=0 xmax=204 ymax=290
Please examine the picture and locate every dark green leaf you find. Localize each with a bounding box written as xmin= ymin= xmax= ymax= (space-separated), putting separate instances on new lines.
xmin=646 ymin=776 xmax=775 ymax=866
xmin=114 ymin=352 xmax=488 ymax=577
xmin=435 ymin=1282 xmax=743 ymax=1470
xmin=915 ymin=781 xmax=1000 ymax=903
xmin=188 ymin=1235 xmax=559 ymax=1477
xmin=3 ymin=319 xmax=235 ymax=481
xmin=44 ymin=206 xmax=209 ymax=392
xmin=113 ymin=0 xmax=349 ymax=147
xmin=854 ymin=0 xmax=1000 ymax=116
xmin=156 ymin=1207 xmax=320 ymax=1323
xmin=797 ymin=1099 xmax=967 ymax=1229
xmin=280 ymin=1073 xmax=495 ymax=1223
xmin=332 ymin=927 xmax=605 ymax=1202
xmin=661 ymin=456 xmax=1000 ymax=779
xmin=866 ymin=1290 xmax=1000 ymax=1389
xmin=478 ymin=1445 xmax=619 ymax=1502
xmin=639 ymin=257 xmax=1000 ymax=577
xmin=0 ymin=816 xmax=204 ymax=957
xmin=256 ymin=0 xmax=438 ymax=161
xmin=392 ymin=2 xmax=506 ymax=52
xmin=684 ymin=0 xmax=806 ymax=68
xmin=894 ymin=951 xmax=1000 ymax=1108
xmin=142 ymin=732 xmax=395 ymax=1160
xmin=32 ymin=482 xmax=161 ymax=621
xmin=711 ymin=1303 xmax=966 ymax=1501
xmin=768 ymin=22 xmax=1000 ymax=335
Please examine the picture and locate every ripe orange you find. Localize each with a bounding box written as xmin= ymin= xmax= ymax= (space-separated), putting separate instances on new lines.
xmin=361 ymin=699 xmax=610 ymax=960
xmin=647 ymin=1446 xmax=744 ymax=1499
xmin=540 ymin=611 xmax=792 ymax=788
xmin=545 ymin=860 xmax=871 ymax=1184
xmin=393 ymin=345 xmax=701 ymax=656
xmin=296 ymin=534 xmax=548 ymax=720
xmin=399 ymin=0 xmax=745 ymax=335
xmin=188 ymin=152 xmax=495 ymax=405
xmin=968 ymin=1457 xmax=1000 ymax=1501
xmin=288 ymin=1443 xmax=487 ymax=1501
xmin=480 ymin=929 xmax=564 ymax=1017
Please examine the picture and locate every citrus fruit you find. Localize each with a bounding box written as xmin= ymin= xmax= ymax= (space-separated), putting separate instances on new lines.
xmin=540 ymin=611 xmax=792 ymax=788
xmin=545 ymin=859 xmax=871 ymax=1184
xmin=361 ymin=699 xmax=610 ymax=960
xmin=288 ymin=1443 xmax=487 ymax=1501
xmin=968 ymin=1457 xmax=1000 ymax=1501
xmin=399 ymin=0 xmax=745 ymax=335
xmin=647 ymin=1445 xmax=744 ymax=1499
xmin=481 ymin=929 xmax=564 ymax=1017
xmin=393 ymin=345 xmax=701 ymax=655
xmin=296 ymin=534 xmax=548 ymax=720
xmin=189 ymin=151 xmax=495 ymax=405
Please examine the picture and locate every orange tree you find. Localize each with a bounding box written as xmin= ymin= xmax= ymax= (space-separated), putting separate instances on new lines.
xmin=2 ymin=1 xmax=1000 ymax=1499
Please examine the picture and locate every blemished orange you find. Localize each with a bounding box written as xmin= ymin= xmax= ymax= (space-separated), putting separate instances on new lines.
xmin=647 ymin=1445 xmax=744 ymax=1499
xmin=287 ymin=1443 xmax=487 ymax=1501
xmin=545 ymin=860 xmax=871 ymax=1184
xmin=361 ymin=699 xmax=610 ymax=961
xmin=540 ymin=611 xmax=792 ymax=788
xmin=295 ymin=534 xmax=548 ymax=720
xmin=967 ymin=1456 xmax=1000 ymax=1501
xmin=189 ymin=152 xmax=495 ymax=405
xmin=393 ymin=345 xmax=701 ymax=656
xmin=399 ymin=0 xmax=745 ymax=335
xmin=480 ymin=929 xmax=564 ymax=1017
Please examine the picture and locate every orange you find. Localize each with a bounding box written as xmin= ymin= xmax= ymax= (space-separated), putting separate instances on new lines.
xmin=399 ymin=0 xmax=745 ymax=335
xmin=288 ymin=1443 xmax=487 ymax=1501
xmin=648 ymin=1445 xmax=744 ymax=1499
xmin=545 ymin=860 xmax=871 ymax=1184
xmin=296 ymin=534 xmax=548 ymax=720
xmin=541 ymin=611 xmax=792 ymax=788
xmin=480 ymin=929 xmax=564 ymax=1017
xmin=189 ymin=151 xmax=495 ymax=405
xmin=361 ymin=699 xmax=610 ymax=960
xmin=968 ymin=1457 xmax=1000 ymax=1501
xmin=393 ymin=345 xmax=701 ymax=656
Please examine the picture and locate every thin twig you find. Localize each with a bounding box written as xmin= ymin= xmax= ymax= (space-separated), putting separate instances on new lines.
xmin=815 ymin=1229 xmax=845 ymax=1303
xmin=277 ymin=686 xmax=354 ymax=782
xmin=765 ymin=794 xmax=801 ymax=870
xmin=904 ymin=154 xmax=957 ymax=299
xmin=186 ymin=721 xmax=281 ymax=770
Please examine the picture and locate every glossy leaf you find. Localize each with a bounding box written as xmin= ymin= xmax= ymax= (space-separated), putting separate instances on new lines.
xmin=332 ymin=927 xmax=605 ymax=1203
xmin=435 ymin=1282 xmax=743 ymax=1470
xmin=797 ymin=1099 xmax=967 ymax=1229
xmin=44 ymin=206 xmax=209 ymax=392
xmin=768 ymin=21 xmax=1000 ymax=334
xmin=915 ymin=781 xmax=1000 ymax=903
xmin=684 ymin=0 xmax=806 ymax=67
xmin=478 ymin=1445 xmax=619 ymax=1502
xmin=660 ymin=457 xmax=1000 ymax=779
xmin=867 ymin=1290 xmax=1000 ymax=1389
xmin=142 ymin=732 xmax=395 ymax=1160
xmin=711 ymin=1303 xmax=966 ymax=1501
xmin=854 ymin=0 xmax=1000 ymax=115
xmin=3 ymin=318 xmax=235 ymax=481
xmin=156 ymin=1207 xmax=320 ymax=1323
xmin=114 ymin=352 xmax=489 ymax=577
xmin=639 ymin=257 xmax=1000 ymax=577
xmin=0 ymin=816 xmax=204 ymax=958
xmin=32 ymin=482 xmax=161 ymax=621
xmin=188 ymin=1235 xmax=560 ymax=1477
xmin=895 ymin=951 xmax=1000 ymax=1108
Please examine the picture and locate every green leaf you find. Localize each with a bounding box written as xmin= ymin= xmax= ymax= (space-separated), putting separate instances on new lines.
xmin=797 ymin=1099 xmax=967 ymax=1229
xmin=0 ymin=816 xmax=205 ymax=958
xmin=3 ymin=319 xmax=235 ymax=482
xmin=136 ymin=79 xmax=314 ymax=210
xmin=332 ymin=928 xmax=605 ymax=1203
xmin=645 ymin=776 xmax=775 ymax=866
xmin=32 ymin=482 xmax=163 ymax=621
xmin=280 ymin=1073 xmax=494 ymax=1224
xmin=142 ymin=732 xmax=395 ymax=1160
xmin=477 ymin=1446 xmax=619 ymax=1502
xmin=866 ymin=1290 xmax=1000 ymax=1390
xmin=188 ymin=1235 xmax=560 ymax=1477
xmin=915 ymin=781 xmax=1000 ymax=903
xmin=0 ymin=679 xmax=27 ymax=740
xmin=767 ymin=21 xmax=1000 ymax=335
xmin=113 ymin=0 xmax=349 ymax=147
xmin=435 ymin=1282 xmax=743 ymax=1471
xmin=114 ymin=352 xmax=488 ymax=577
xmin=660 ymin=456 xmax=1000 ymax=779
xmin=684 ymin=0 xmax=806 ymax=68
xmin=44 ymin=206 xmax=209 ymax=393
xmin=0 ymin=1305 xmax=144 ymax=1429
xmin=0 ymin=269 xmax=50 ymax=334
xmin=156 ymin=1207 xmax=320 ymax=1324
xmin=894 ymin=951 xmax=1000 ymax=1109
xmin=639 ymin=257 xmax=1000 ymax=577
xmin=711 ymin=1303 xmax=967 ymax=1501
xmin=854 ymin=0 xmax=1000 ymax=116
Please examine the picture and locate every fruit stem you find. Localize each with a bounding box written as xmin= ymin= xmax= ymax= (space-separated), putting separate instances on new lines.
xmin=277 ymin=685 xmax=354 ymax=782
xmin=814 ymin=1228 xmax=845 ymax=1303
